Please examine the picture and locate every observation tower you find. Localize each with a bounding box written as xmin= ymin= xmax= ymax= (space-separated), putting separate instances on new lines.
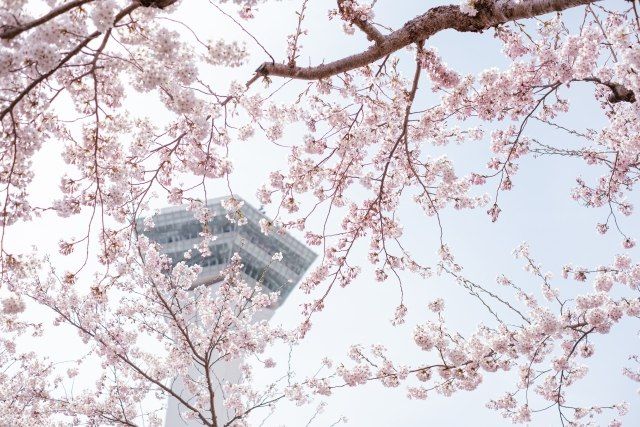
xmin=141 ymin=197 xmax=316 ymax=425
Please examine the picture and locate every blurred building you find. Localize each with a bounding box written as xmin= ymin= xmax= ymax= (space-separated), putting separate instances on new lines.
xmin=140 ymin=197 xmax=316 ymax=425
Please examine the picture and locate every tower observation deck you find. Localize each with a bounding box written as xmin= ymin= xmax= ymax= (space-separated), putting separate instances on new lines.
xmin=142 ymin=196 xmax=316 ymax=305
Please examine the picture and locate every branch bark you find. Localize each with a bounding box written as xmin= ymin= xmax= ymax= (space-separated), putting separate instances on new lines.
xmin=583 ymin=77 xmax=637 ymax=103
xmin=259 ymin=0 xmax=599 ymax=80
xmin=0 ymin=0 xmax=178 ymax=40
xmin=0 ymin=0 xmax=94 ymax=40
xmin=337 ymin=0 xmax=384 ymax=44
xmin=138 ymin=0 xmax=179 ymax=8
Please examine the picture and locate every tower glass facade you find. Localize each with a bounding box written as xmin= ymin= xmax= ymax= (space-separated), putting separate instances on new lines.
xmin=141 ymin=197 xmax=316 ymax=304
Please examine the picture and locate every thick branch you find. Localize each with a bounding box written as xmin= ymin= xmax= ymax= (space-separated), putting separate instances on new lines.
xmin=0 ymin=0 xmax=94 ymax=40
xmin=0 ymin=0 xmax=178 ymax=40
xmin=337 ymin=0 xmax=384 ymax=44
xmin=138 ymin=0 xmax=179 ymax=8
xmin=582 ymin=77 xmax=636 ymax=103
xmin=260 ymin=0 xmax=599 ymax=80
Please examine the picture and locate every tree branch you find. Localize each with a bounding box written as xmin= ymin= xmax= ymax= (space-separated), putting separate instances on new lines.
xmin=0 ymin=3 xmax=140 ymax=122
xmin=138 ymin=0 xmax=179 ymax=8
xmin=0 ymin=0 xmax=178 ymax=40
xmin=582 ymin=77 xmax=636 ymax=103
xmin=259 ymin=0 xmax=599 ymax=80
xmin=0 ymin=0 xmax=94 ymax=40
xmin=337 ymin=0 xmax=384 ymax=44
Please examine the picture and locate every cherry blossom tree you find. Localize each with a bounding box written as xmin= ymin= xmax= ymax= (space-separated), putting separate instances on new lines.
xmin=1 ymin=0 xmax=640 ymax=425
